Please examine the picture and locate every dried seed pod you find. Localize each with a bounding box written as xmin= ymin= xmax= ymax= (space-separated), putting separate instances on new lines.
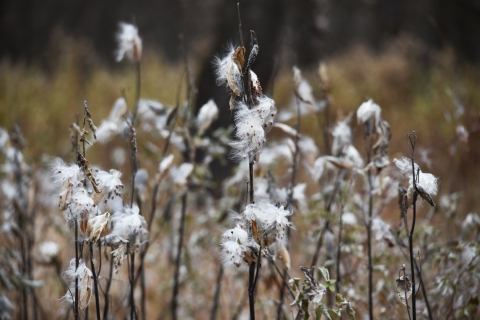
xmin=78 ymin=270 xmax=93 ymax=310
xmin=88 ymin=212 xmax=110 ymax=243
xmin=84 ymin=101 xmax=98 ymax=139
xmin=232 ymin=46 xmax=245 ymax=71
xmin=415 ymin=184 xmax=436 ymax=207
xmin=77 ymin=152 xmax=100 ymax=193
xmin=396 ymin=275 xmax=412 ymax=306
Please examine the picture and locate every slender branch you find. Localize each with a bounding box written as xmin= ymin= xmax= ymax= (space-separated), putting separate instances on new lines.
xmin=408 ymin=132 xmax=417 ymax=320
xmin=171 ymin=192 xmax=188 ymax=320
xmin=209 ymin=265 xmax=224 ymax=320
xmin=366 ymin=142 xmax=374 ymax=320
xmin=129 ymin=243 xmax=136 ymax=320
xmin=103 ymin=253 xmax=114 ymax=320
xmin=248 ymin=262 xmax=256 ymax=320
xmin=89 ymin=243 xmax=101 ymax=320
xmin=75 ymin=218 xmax=79 ymax=320
xmin=132 ymin=61 xmax=141 ymax=125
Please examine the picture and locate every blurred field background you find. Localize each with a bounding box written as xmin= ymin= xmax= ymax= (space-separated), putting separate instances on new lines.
xmin=1 ymin=0 xmax=480 ymax=319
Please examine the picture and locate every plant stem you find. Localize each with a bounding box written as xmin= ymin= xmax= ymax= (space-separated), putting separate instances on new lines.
xmin=132 ymin=61 xmax=141 ymax=126
xmin=171 ymin=192 xmax=188 ymax=320
xmin=404 ymin=132 xmax=418 ymax=320
xmin=129 ymin=245 xmax=136 ymax=320
xmin=74 ymin=218 xmax=79 ymax=320
xmin=367 ymin=147 xmax=373 ymax=320
xmin=249 ymin=162 xmax=254 ymax=204
xmin=89 ymin=243 xmax=101 ymax=320
xmin=209 ymin=265 xmax=224 ymax=320
xmin=103 ymin=253 xmax=114 ymax=320
xmin=336 ymin=206 xmax=343 ymax=293
xmin=410 ymin=165 xmax=417 ymax=320
xmin=248 ymin=262 xmax=256 ymax=320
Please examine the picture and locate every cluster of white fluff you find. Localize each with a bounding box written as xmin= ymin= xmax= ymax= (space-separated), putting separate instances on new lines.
xmin=38 ymin=241 xmax=60 ymax=264
xmin=357 ymin=99 xmax=382 ymax=129
xmin=95 ymin=169 xmax=124 ymax=212
xmin=220 ymin=199 xmax=294 ymax=270
xmin=394 ymin=157 xmax=438 ymax=196
xmin=244 ymin=200 xmax=293 ymax=246
xmin=51 ymin=158 xmax=125 ymax=231
xmin=110 ymin=204 xmax=148 ymax=247
xmin=214 ymin=45 xmax=277 ymax=162
xmin=356 ymin=99 xmax=392 ymax=169
xmin=116 ymin=22 xmax=142 ymax=63
xmin=230 ymin=97 xmax=277 ymax=162
xmin=221 ymin=225 xmax=249 ymax=268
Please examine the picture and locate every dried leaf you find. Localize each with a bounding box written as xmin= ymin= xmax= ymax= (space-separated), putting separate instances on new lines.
xmin=277 ymin=243 xmax=291 ymax=270
xmin=324 ymin=156 xmax=353 ymax=170
xmin=320 ymin=303 xmax=333 ymax=320
xmin=274 ymin=123 xmax=298 ymax=137
xmin=101 ymin=234 xmax=129 ymax=247
xmin=346 ymin=301 xmax=355 ymax=319
xmin=318 ymin=267 xmax=330 ymax=282
xmin=396 ymin=276 xmax=412 ymax=306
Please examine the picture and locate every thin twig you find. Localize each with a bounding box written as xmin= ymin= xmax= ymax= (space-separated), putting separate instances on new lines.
xmin=171 ymin=192 xmax=188 ymax=320
xmin=89 ymin=243 xmax=101 ymax=320
xmin=366 ymin=135 xmax=374 ymax=320
xmin=209 ymin=265 xmax=224 ymax=320
xmin=408 ymin=132 xmax=417 ymax=320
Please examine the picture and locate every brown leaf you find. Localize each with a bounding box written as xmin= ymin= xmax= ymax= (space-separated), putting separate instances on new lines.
xmin=277 ymin=243 xmax=291 ymax=270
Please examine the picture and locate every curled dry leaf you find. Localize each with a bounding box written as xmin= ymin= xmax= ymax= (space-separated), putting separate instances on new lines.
xmin=101 ymin=234 xmax=129 ymax=247
xmin=396 ymin=276 xmax=412 ymax=306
